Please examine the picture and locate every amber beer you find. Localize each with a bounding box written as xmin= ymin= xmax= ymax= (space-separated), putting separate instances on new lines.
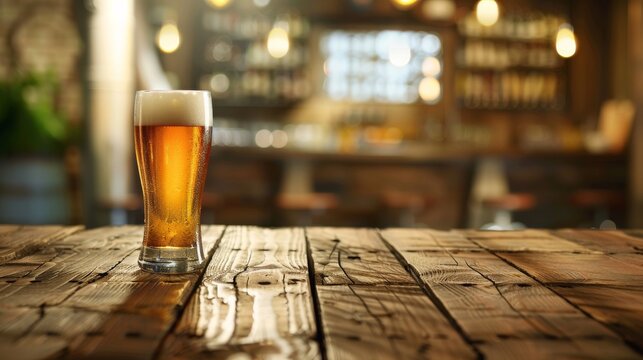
xmin=134 ymin=91 xmax=213 ymax=273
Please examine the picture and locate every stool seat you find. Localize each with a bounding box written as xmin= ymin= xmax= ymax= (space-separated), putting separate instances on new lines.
xmin=569 ymin=189 xmax=625 ymax=228
xmin=277 ymin=193 xmax=339 ymax=211
xmin=379 ymin=191 xmax=435 ymax=228
xmin=570 ymin=190 xmax=625 ymax=208
xmin=380 ymin=191 xmax=434 ymax=210
xmin=481 ymin=193 xmax=536 ymax=212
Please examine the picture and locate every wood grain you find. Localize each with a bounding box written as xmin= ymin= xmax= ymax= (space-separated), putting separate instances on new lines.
xmin=161 ymin=226 xmax=319 ymax=360
xmin=555 ymin=229 xmax=643 ymax=254
xmin=500 ymin=252 xmax=643 ymax=286
xmin=0 ymin=225 xmax=225 ymax=360
xmin=381 ymin=228 xmax=640 ymax=359
xmin=307 ymin=227 xmax=415 ymax=285
xmin=500 ymin=250 xmax=643 ymax=353
xmin=463 ymin=229 xmax=596 ymax=253
xmin=1 ymin=226 xmax=643 ymax=359
xmin=308 ymin=227 xmax=477 ymax=360
xmin=317 ymin=285 xmax=476 ymax=360
xmin=0 ymin=225 xmax=83 ymax=264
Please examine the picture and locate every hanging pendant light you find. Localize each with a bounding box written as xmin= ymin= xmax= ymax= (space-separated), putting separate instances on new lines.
xmin=555 ymin=23 xmax=577 ymax=58
xmin=156 ymin=22 xmax=181 ymax=54
xmin=267 ymin=27 xmax=289 ymax=59
xmin=392 ymin=0 xmax=419 ymax=10
xmin=206 ymin=0 xmax=231 ymax=8
xmin=476 ymin=0 xmax=499 ymax=27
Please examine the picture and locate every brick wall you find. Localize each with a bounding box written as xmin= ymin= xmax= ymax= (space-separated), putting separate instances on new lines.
xmin=0 ymin=0 xmax=82 ymax=125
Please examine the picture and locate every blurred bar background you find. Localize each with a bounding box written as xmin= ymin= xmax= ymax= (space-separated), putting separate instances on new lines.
xmin=0 ymin=0 xmax=642 ymax=229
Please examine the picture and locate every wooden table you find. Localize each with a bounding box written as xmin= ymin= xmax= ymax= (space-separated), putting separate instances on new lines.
xmin=1 ymin=226 xmax=642 ymax=359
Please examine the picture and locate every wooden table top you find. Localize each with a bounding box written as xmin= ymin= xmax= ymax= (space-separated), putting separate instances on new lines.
xmin=1 ymin=226 xmax=642 ymax=359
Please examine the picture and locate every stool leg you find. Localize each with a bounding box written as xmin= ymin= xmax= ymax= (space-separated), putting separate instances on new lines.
xmin=400 ymin=209 xmax=415 ymax=227
xmin=494 ymin=209 xmax=512 ymax=229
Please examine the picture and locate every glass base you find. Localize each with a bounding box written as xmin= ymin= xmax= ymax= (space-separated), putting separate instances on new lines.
xmin=138 ymin=245 xmax=205 ymax=274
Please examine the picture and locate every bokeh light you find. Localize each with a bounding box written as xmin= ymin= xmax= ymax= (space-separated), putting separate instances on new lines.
xmin=272 ymin=130 xmax=288 ymax=148
xmin=209 ymin=73 xmax=230 ymax=94
xmin=267 ymin=27 xmax=290 ymax=59
xmin=419 ymin=77 xmax=441 ymax=103
xmin=156 ymin=23 xmax=181 ymax=54
xmin=476 ymin=0 xmax=499 ymax=27
xmin=422 ymin=57 xmax=441 ymax=77
xmin=388 ymin=42 xmax=411 ymax=67
xmin=556 ymin=24 xmax=577 ymax=58
xmin=206 ymin=0 xmax=231 ymax=9
xmin=253 ymin=0 xmax=270 ymax=7
xmin=255 ymin=129 xmax=273 ymax=148
xmin=392 ymin=0 xmax=418 ymax=10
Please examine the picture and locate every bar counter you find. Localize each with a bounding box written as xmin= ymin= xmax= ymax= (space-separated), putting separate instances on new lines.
xmin=214 ymin=145 xmax=626 ymax=164
xmin=0 ymin=225 xmax=641 ymax=359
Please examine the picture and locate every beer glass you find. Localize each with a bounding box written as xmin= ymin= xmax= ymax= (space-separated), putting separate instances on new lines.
xmin=134 ymin=90 xmax=213 ymax=273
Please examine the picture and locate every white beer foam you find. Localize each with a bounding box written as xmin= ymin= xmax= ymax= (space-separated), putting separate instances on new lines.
xmin=135 ymin=91 xmax=213 ymax=126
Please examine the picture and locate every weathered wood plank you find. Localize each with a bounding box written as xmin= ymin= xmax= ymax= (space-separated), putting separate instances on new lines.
xmin=0 ymin=335 xmax=68 ymax=360
xmin=381 ymin=228 xmax=640 ymax=359
xmin=0 ymin=225 xmax=84 ymax=264
xmin=317 ymin=285 xmax=476 ymax=360
xmin=0 ymin=225 xmax=225 ymax=360
xmin=463 ymin=229 xmax=596 ymax=253
xmin=501 ymin=252 xmax=643 ymax=286
xmin=380 ymin=228 xmax=479 ymax=252
xmin=555 ymin=229 xmax=643 ymax=254
xmin=65 ymin=225 xmax=225 ymax=359
xmin=160 ymin=226 xmax=319 ymax=360
xmin=0 ymin=226 xmax=143 ymax=307
xmin=459 ymin=229 xmax=553 ymax=239
xmin=308 ymin=227 xmax=477 ymax=360
xmin=307 ymin=227 xmax=415 ymax=285
xmin=500 ymin=251 xmax=643 ymax=353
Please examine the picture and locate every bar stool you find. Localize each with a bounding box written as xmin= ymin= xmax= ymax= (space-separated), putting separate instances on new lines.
xmin=379 ymin=191 xmax=435 ymax=228
xmin=570 ymin=189 xmax=625 ymax=228
xmin=480 ymin=193 xmax=536 ymax=230
xmin=276 ymin=192 xmax=339 ymax=226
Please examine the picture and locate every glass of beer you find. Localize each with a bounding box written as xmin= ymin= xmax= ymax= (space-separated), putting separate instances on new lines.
xmin=134 ymin=90 xmax=212 ymax=274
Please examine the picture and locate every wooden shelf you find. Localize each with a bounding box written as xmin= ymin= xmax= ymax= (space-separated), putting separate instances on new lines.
xmin=456 ymin=64 xmax=563 ymax=72
xmin=457 ymin=33 xmax=553 ymax=44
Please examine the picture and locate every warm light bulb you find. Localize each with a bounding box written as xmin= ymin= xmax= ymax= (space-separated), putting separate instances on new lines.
xmin=156 ymin=23 xmax=181 ymax=54
xmin=267 ymin=27 xmax=290 ymax=59
xmin=206 ymin=0 xmax=231 ymax=8
xmin=392 ymin=0 xmax=419 ymax=10
xmin=419 ymin=77 xmax=441 ymax=103
xmin=476 ymin=0 xmax=499 ymax=27
xmin=556 ymin=24 xmax=577 ymax=58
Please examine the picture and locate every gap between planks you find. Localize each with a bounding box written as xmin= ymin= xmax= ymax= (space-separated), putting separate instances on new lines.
xmin=150 ymin=225 xmax=229 ymax=359
xmin=375 ymin=229 xmax=484 ymax=360
xmin=304 ymin=228 xmax=329 ymax=360
xmin=158 ymin=227 xmax=319 ymax=359
xmin=306 ymin=227 xmax=478 ymax=360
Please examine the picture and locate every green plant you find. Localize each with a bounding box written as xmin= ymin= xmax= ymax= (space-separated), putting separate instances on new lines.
xmin=0 ymin=71 xmax=69 ymax=157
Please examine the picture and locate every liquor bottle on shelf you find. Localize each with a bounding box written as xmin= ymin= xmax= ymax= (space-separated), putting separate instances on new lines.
xmin=456 ymin=8 xmax=568 ymax=110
